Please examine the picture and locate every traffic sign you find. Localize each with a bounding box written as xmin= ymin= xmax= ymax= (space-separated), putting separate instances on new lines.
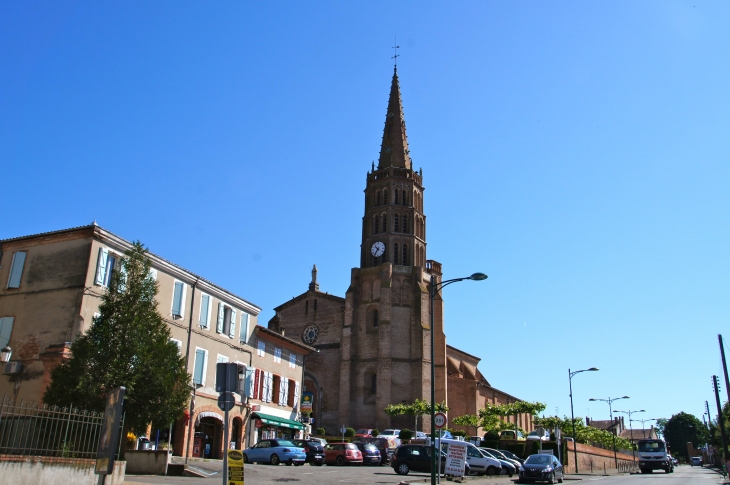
xmin=218 ymin=391 xmax=235 ymax=412
xmin=434 ymin=412 xmax=447 ymax=429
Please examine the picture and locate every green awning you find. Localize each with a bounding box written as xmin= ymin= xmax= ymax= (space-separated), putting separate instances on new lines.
xmin=252 ymin=412 xmax=305 ymax=430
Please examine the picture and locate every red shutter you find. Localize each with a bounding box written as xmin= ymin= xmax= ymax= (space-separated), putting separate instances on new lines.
xmin=253 ymin=369 xmax=260 ymax=399
xmin=287 ymin=380 xmax=295 ymax=407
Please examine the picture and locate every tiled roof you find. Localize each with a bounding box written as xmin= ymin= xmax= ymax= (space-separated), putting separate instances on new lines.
xmin=619 ymin=428 xmax=657 ymax=440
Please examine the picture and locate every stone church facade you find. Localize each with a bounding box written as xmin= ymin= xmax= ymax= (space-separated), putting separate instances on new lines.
xmin=268 ymin=69 xmax=533 ymax=435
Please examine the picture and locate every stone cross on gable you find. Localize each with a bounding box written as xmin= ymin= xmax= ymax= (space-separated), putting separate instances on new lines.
xmin=309 ymin=264 xmax=319 ymax=292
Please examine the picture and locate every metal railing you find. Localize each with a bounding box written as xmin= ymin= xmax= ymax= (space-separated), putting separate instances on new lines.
xmin=0 ymin=395 xmax=112 ymax=459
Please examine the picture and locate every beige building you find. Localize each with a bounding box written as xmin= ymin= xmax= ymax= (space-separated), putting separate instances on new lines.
xmin=0 ymin=224 xmax=314 ymax=459
xmin=268 ymin=69 xmax=533 ymax=435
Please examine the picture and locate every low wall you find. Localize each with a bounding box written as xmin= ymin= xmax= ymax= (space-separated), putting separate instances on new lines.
xmin=125 ymin=450 xmax=169 ymax=475
xmin=0 ymin=454 xmax=125 ymax=485
xmin=564 ymin=441 xmax=637 ymax=474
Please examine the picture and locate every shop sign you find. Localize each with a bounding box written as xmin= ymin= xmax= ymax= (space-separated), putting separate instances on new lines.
xmin=444 ymin=442 xmax=467 ymax=477
xmin=255 ymin=419 xmax=262 ymax=429
xmin=301 ymin=392 xmax=314 ymax=413
xmin=228 ymin=449 xmax=244 ymax=485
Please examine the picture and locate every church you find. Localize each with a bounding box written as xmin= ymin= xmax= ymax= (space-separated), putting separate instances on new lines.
xmin=268 ymin=68 xmax=534 ymax=435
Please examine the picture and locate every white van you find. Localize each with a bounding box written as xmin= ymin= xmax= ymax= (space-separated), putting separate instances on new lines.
xmin=440 ymin=438 xmax=502 ymax=476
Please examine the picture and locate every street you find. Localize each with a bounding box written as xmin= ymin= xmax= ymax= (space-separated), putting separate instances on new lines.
xmin=125 ymin=463 xmax=725 ymax=485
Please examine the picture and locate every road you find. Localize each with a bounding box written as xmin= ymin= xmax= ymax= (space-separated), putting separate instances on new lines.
xmin=126 ymin=463 xmax=725 ymax=485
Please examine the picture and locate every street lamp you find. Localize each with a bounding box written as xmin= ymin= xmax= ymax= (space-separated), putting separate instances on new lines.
xmin=589 ymin=396 xmax=629 ymax=469
xmin=568 ymin=367 xmax=598 ymax=473
xmin=430 ymin=272 xmax=487 ymax=485
xmin=614 ymin=409 xmax=645 ymax=461
xmin=0 ymin=346 xmax=11 ymax=364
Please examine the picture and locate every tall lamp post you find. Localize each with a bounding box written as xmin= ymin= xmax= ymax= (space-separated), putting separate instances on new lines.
xmin=590 ymin=396 xmax=629 ymax=469
xmin=614 ymin=409 xmax=645 ymax=461
xmin=568 ymin=367 xmax=598 ymax=473
xmin=430 ymin=272 xmax=487 ymax=485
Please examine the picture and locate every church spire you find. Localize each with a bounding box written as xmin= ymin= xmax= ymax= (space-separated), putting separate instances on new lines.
xmin=378 ymin=68 xmax=412 ymax=170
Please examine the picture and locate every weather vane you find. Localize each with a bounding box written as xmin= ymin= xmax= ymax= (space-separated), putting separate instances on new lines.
xmin=392 ymin=36 xmax=400 ymax=67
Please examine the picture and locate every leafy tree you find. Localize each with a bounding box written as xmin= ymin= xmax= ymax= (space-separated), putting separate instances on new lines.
xmin=532 ymin=415 xmax=634 ymax=450
xmin=655 ymin=418 xmax=668 ymax=438
xmin=44 ymin=242 xmax=190 ymax=436
xmin=664 ymin=412 xmax=710 ymax=460
xmin=384 ymin=399 xmax=448 ymax=431
xmin=345 ymin=427 xmax=356 ymax=438
xmin=452 ymin=401 xmax=547 ymax=436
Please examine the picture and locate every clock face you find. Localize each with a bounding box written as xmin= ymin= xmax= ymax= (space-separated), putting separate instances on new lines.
xmin=371 ymin=241 xmax=385 ymax=257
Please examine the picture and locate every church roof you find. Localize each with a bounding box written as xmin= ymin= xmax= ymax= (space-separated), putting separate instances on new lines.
xmin=378 ymin=68 xmax=412 ymax=170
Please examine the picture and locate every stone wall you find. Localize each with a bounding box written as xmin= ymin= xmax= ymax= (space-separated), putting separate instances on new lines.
xmin=564 ymin=441 xmax=637 ymax=474
xmin=125 ymin=450 xmax=169 ymax=475
xmin=0 ymin=455 xmax=125 ymax=485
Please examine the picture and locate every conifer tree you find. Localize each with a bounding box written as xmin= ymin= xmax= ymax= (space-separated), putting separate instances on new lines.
xmin=44 ymin=242 xmax=190 ymax=435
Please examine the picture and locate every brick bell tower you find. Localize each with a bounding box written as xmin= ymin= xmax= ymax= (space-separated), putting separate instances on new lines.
xmin=336 ymin=67 xmax=446 ymax=432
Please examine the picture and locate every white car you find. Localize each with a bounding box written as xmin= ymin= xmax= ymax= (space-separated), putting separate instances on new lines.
xmin=526 ymin=429 xmax=550 ymax=441
xmin=380 ymin=429 xmax=401 ymax=438
xmin=440 ymin=438 xmax=502 ymax=476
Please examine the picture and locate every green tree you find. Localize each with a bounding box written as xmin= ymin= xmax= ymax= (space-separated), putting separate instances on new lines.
xmin=663 ymin=412 xmax=710 ymax=460
xmin=384 ymin=399 xmax=448 ymax=432
xmin=43 ymin=242 xmax=190 ymax=436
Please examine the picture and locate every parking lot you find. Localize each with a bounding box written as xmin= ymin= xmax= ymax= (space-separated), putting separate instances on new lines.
xmin=126 ymin=461 xmax=520 ymax=485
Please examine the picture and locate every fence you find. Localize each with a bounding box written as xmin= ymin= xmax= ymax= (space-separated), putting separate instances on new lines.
xmin=0 ymin=395 xmax=123 ymax=459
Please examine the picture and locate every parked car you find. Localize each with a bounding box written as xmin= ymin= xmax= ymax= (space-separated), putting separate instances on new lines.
xmin=500 ymin=430 xmax=526 ymax=441
xmin=440 ymin=438 xmax=502 ymax=476
xmin=355 ymin=437 xmax=396 ymax=465
xmin=355 ymin=428 xmax=374 ymax=438
xmin=243 ymin=439 xmax=306 ymax=466
xmin=308 ymin=437 xmax=328 ymax=446
xmin=324 ymin=442 xmax=363 ymax=465
xmin=518 ymin=453 xmax=564 ymax=483
xmin=690 ymin=456 xmax=703 ymax=466
xmin=353 ymin=442 xmax=382 ymax=465
xmin=415 ymin=431 xmax=427 ymax=440
xmin=479 ymin=448 xmax=516 ymax=476
xmin=526 ymin=429 xmax=550 ymax=442
xmin=482 ymin=448 xmax=521 ymax=472
xmin=291 ymin=439 xmax=325 ymax=466
xmin=391 ymin=444 xmax=446 ymax=475
xmin=499 ymin=449 xmax=525 ymax=465
xmin=379 ymin=429 xmax=401 ymax=438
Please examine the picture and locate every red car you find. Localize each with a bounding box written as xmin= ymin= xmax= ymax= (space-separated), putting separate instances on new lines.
xmin=355 ymin=428 xmax=374 ymax=438
xmin=324 ymin=442 xmax=363 ymax=465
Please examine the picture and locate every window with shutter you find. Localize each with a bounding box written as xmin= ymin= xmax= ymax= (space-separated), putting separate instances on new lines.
xmin=6 ymin=252 xmax=27 ymax=289
xmin=199 ymin=294 xmax=210 ymax=328
xmin=239 ymin=312 xmax=250 ymax=343
xmin=257 ymin=340 xmax=266 ymax=357
xmin=94 ymin=248 xmax=108 ymax=286
xmin=252 ymin=369 xmax=260 ymax=399
xmin=229 ymin=309 xmax=237 ymax=338
xmin=193 ymin=349 xmax=207 ymax=385
xmin=170 ymin=339 xmax=182 ymax=354
xmin=216 ymin=302 xmax=225 ymax=333
xmin=281 ymin=379 xmax=289 ymax=407
xmin=244 ymin=368 xmax=254 ymax=397
xmin=0 ymin=317 xmax=14 ymax=348
xmin=287 ymin=380 xmax=295 ymax=407
xmin=172 ymin=281 xmax=185 ymax=318
xmin=293 ymin=381 xmax=300 ymax=409
xmin=274 ymin=348 xmax=282 ymax=364
xmin=288 ymin=353 xmax=297 ymax=369
xmin=101 ymin=254 xmax=117 ymax=287
xmin=266 ymin=373 xmax=274 ymax=402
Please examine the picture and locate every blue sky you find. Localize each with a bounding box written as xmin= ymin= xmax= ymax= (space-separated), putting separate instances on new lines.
xmin=2 ymin=1 xmax=729 ymax=426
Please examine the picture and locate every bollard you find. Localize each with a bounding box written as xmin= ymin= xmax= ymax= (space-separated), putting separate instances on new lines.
xmin=603 ymin=463 xmax=606 ymax=475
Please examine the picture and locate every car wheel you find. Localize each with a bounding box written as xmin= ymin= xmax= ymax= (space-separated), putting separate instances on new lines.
xmin=396 ymin=462 xmax=410 ymax=475
xmin=548 ymin=472 xmax=556 ymax=484
xmin=243 ymin=454 xmax=249 ymax=464
xmin=486 ymin=466 xmax=498 ymax=476
xmin=286 ymin=460 xmax=293 ymax=466
xmin=558 ymin=474 xmax=563 ymax=483
xmin=335 ymin=455 xmax=346 ymax=466
xmin=270 ymin=454 xmax=280 ymax=465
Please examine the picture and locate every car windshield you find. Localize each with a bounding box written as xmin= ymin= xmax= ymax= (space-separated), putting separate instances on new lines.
xmin=345 ymin=443 xmax=358 ymax=450
xmin=276 ymin=440 xmax=296 ymax=448
xmin=525 ymin=455 xmax=552 ymax=465
xmin=479 ymin=449 xmax=494 ymax=457
xmin=356 ymin=429 xmax=370 ymax=434
xmin=638 ymin=441 xmax=666 ymax=452
xmin=382 ymin=429 xmax=396 ymax=434
xmin=488 ymin=449 xmax=506 ymax=459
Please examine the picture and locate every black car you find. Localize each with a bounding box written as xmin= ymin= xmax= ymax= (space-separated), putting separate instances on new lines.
xmin=391 ymin=444 xmax=446 ymax=475
xmin=354 ymin=438 xmax=391 ymax=465
xmin=291 ymin=439 xmax=325 ymax=466
xmin=478 ymin=448 xmax=516 ymax=477
xmin=517 ymin=454 xmax=564 ymax=484
xmin=353 ymin=442 xmax=382 ymax=465
xmin=499 ymin=449 xmax=525 ymax=465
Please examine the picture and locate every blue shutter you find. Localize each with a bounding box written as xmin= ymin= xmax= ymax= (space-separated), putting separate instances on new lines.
xmin=0 ymin=317 xmax=14 ymax=348
xmin=199 ymin=294 xmax=210 ymax=327
xmin=94 ymin=248 xmax=108 ymax=285
xmin=216 ymin=303 xmax=224 ymax=333
xmin=7 ymin=252 xmax=27 ymax=289
xmin=229 ymin=309 xmax=237 ymax=338
xmin=193 ymin=349 xmax=206 ymax=385
xmin=172 ymin=281 xmax=184 ymax=317
xmin=244 ymin=368 xmax=254 ymax=397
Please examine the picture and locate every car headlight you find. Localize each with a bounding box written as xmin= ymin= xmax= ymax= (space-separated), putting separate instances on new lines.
xmin=544 ymin=467 xmax=553 ymax=472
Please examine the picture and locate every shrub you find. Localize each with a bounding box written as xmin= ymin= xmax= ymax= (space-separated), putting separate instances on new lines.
xmin=484 ymin=430 xmax=500 ymax=441
xmin=345 ymin=427 xmax=356 ymax=438
xmin=372 ymin=429 xmax=380 ymax=437
xmin=530 ymin=440 xmax=540 ymax=455
xmin=399 ymin=429 xmax=413 ymax=440
xmin=316 ymin=428 xmax=326 ymax=436
xmin=452 ymin=430 xmax=467 ymax=438
xmin=506 ymin=442 xmax=526 ymax=459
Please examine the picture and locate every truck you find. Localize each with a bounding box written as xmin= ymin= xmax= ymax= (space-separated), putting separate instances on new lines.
xmin=637 ymin=438 xmax=674 ymax=474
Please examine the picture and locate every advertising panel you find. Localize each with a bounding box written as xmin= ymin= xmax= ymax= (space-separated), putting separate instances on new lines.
xmin=444 ymin=442 xmax=467 ymax=477
xmin=95 ymin=386 xmax=126 ymax=475
xmin=228 ymin=449 xmax=244 ymax=485
xmin=301 ymin=392 xmax=313 ymax=413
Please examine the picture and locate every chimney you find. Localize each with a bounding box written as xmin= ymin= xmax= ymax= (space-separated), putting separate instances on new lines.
xmin=281 ymin=328 xmax=286 ymax=336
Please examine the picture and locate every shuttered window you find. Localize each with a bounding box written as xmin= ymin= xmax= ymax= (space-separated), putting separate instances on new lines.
xmin=216 ymin=302 xmax=225 ymax=333
xmin=199 ymin=294 xmax=211 ymax=328
xmin=0 ymin=317 xmax=14 ymax=348
xmin=193 ymin=348 xmax=207 ymax=385
xmin=6 ymin=252 xmax=27 ymax=289
xmin=171 ymin=281 xmax=186 ymax=318
xmin=239 ymin=312 xmax=250 ymax=343
xmin=288 ymin=352 xmax=297 ymax=369
xmin=274 ymin=348 xmax=282 ymax=364
xmin=244 ymin=367 xmax=255 ymax=397
xmin=229 ymin=309 xmax=237 ymax=338
xmin=257 ymin=340 xmax=266 ymax=357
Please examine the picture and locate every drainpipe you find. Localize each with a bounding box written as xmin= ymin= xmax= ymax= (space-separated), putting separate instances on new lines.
xmin=183 ymin=279 xmax=198 ymax=464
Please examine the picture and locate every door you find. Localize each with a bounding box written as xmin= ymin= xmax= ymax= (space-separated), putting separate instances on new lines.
xmin=466 ymin=446 xmax=486 ymax=472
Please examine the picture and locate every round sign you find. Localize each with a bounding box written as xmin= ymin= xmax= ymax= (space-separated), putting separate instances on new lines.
xmin=434 ymin=412 xmax=447 ymax=429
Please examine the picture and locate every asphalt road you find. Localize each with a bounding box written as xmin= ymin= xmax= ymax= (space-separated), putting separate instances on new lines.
xmin=125 ymin=463 xmax=724 ymax=485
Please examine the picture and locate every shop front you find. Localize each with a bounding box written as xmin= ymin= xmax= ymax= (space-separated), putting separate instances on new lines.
xmin=250 ymin=412 xmax=305 ymax=443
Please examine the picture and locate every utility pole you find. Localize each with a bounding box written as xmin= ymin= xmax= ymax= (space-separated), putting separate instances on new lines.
xmin=720 ymin=335 xmax=730 ymax=405
xmin=713 ymin=376 xmax=728 ymax=466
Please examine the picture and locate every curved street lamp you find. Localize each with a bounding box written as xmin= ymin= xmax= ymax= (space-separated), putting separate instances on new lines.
xmin=568 ymin=367 xmax=598 ymax=472
xmin=614 ymin=409 xmax=645 ymax=461
xmin=589 ymin=396 xmax=629 ymax=468
xmin=430 ymin=272 xmax=487 ymax=485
